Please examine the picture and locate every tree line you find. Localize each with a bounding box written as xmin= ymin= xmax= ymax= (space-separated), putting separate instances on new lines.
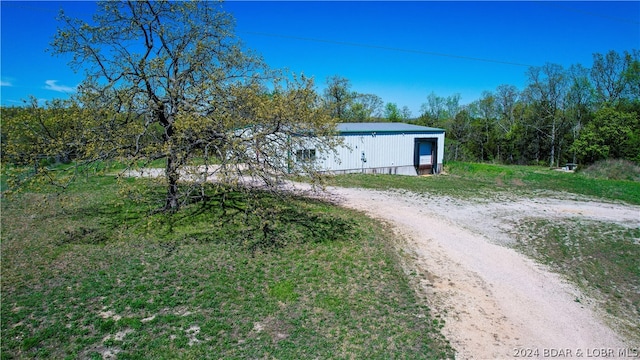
xmin=1 ymin=0 xmax=638 ymax=214
xmin=322 ymin=49 xmax=639 ymax=167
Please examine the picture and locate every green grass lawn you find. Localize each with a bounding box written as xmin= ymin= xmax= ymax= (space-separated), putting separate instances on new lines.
xmin=328 ymin=161 xmax=640 ymax=205
xmin=1 ymin=175 xmax=453 ymax=359
xmin=4 ymin=161 xmax=639 ymax=358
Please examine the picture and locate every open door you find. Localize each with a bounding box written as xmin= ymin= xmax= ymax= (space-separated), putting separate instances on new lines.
xmin=414 ymin=138 xmax=437 ymax=175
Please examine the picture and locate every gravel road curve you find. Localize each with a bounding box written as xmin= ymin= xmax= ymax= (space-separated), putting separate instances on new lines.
xmin=324 ymin=186 xmax=639 ymax=359
xmin=127 ymin=169 xmax=639 ymax=358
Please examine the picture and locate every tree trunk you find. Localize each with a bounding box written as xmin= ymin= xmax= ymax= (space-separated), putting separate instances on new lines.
xmin=158 ymin=105 xmax=179 ymax=212
xmin=549 ymin=118 xmax=556 ymax=168
xmin=557 ymin=144 xmax=562 ymax=168
xmin=165 ymin=152 xmax=180 ymax=212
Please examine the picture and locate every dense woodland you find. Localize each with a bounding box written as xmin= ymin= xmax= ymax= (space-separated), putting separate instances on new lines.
xmin=322 ymin=49 xmax=640 ymax=167
xmin=2 ymin=49 xmax=639 ymax=176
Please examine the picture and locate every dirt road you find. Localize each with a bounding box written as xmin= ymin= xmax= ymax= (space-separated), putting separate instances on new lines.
xmin=323 ymin=186 xmax=639 ymax=359
xmin=128 ymin=168 xmax=639 ymax=358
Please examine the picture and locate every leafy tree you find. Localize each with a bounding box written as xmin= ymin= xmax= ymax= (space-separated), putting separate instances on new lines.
xmin=565 ymin=64 xmax=594 ymax=163
xmin=384 ymin=102 xmax=401 ymax=122
xmin=419 ymin=92 xmax=445 ymax=126
xmin=445 ymin=107 xmax=474 ymax=161
xmin=444 ymin=94 xmax=462 ymax=121
xmin=418 ymin=93 xmax=460 ymax=128
xmin=472 ymin=91 xmax=499 ymax=161
xmin=622 ymin=50 xmax=640 ymax=103
xmin=571 ymin=107 xmax=640 ymax=163
xmin=494 ymin=84 xmax=521 ymax=163
xmin=323 ymin=75 xmax=354 ymax=120
xmin=2 ymin=98 xmax=86 ymax=176
xmin=344 ymin=93 xmax=383 ymax=122
xmin=9 ymin=0 xmax=338 ymax=211
xmin=322 ymin=76 xmax=383 ymax=122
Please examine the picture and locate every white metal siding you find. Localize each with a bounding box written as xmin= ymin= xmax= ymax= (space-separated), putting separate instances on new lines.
xmin=318 ymin=132 xmax=445 ymax=175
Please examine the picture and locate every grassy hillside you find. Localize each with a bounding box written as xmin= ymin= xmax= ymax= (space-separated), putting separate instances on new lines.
xmin=1 ymin=176 xmax=453 ymax=359
xmin=4 ymin=161 xmax=638 ymax=357
xmin=329 ymin=161 xmax=640 ymax=205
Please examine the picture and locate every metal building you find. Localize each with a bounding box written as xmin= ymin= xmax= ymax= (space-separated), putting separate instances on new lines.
xmin=317 ymin=122 xmax=445 ymax=175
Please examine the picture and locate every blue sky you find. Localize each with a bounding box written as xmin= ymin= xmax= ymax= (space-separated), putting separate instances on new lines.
xmin=1 ymin=1 xmax=639 ymax=115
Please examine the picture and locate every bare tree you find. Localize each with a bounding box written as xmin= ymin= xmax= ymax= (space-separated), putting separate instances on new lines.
xmin=590 ymin=50 xmax=636 ymax=106
xmin=524 ymin=63 xmax=568 ymax=167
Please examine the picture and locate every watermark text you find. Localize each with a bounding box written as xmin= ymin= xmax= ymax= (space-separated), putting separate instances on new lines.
xmin=513 ymin=347 xmax=639 ymax=358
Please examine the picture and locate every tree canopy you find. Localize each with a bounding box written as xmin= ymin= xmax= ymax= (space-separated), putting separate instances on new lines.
xmin=322 ymin=75 xmax=383 ymax=122
xmin=413 ymin=50 xmax=639 ymax=166
xmin=2 ymin=1 xmax=638 ymax=198
xmin=2 ymin=0 xmax=339 ymax=211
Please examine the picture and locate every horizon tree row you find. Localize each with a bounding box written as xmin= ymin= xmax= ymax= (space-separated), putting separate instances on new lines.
xmin=322 ymin=49 xmax=639 ymax=166
xmin=2 ymin=0 xmax=637 ymax=183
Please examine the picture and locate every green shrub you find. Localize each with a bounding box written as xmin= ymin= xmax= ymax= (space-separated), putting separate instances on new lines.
xmin=578 ymin=159 xmax=640 ymax=182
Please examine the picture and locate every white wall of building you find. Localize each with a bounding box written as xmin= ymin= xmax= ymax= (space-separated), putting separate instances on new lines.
xmin=315 ymin=131 xmax=445 ymax=175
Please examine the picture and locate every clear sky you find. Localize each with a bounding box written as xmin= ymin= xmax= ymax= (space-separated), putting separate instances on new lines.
xmin=1 ymin=1 xmax=639 ymax=115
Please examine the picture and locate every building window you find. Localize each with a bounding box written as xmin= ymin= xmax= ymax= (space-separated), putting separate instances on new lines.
xmin=296 ymin=149 xmax=316 ymax=162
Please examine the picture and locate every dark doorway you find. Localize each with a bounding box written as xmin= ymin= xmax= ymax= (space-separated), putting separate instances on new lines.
xmin=414 ymin=138 xmax=438 ymax=175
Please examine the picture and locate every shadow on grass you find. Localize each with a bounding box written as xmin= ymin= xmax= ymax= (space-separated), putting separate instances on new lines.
xmin=172 ymin=187 xmax=358 ymax=255
xmin=51 ymin=181 xmax=357 ymax=255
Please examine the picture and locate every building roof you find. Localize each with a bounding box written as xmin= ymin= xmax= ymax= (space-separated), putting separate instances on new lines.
xmin=336 ymin=122 xmax=444 ymax=134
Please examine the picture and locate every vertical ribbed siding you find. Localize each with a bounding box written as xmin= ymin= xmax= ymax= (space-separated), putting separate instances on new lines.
xmin=318 ymin=132 xmax=445 ymax=174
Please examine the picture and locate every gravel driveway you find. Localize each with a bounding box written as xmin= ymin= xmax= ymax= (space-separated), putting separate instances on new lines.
xmin=325 ymin=186 xmax=639 ymax=359
xmin=128 ymin=168 xmax=639 ymax=358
